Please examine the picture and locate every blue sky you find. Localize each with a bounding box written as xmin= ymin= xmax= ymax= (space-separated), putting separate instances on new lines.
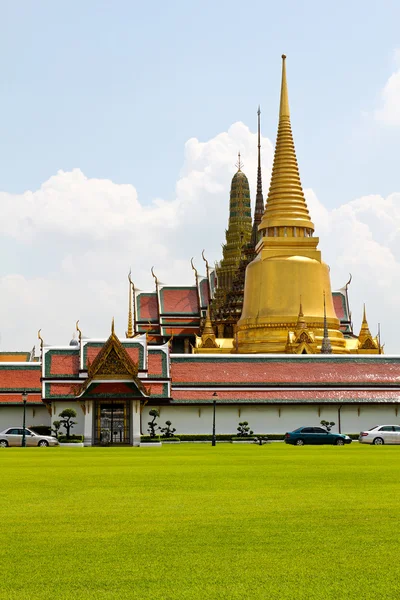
xmin=1 ymin=0 xmax=400 ymax=350
xmin=1 ymin=0 xmax=400 ymax=206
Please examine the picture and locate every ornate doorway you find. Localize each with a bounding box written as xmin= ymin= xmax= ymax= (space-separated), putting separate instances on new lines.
xmin=95 ymin=400 xmax=130 ymax=445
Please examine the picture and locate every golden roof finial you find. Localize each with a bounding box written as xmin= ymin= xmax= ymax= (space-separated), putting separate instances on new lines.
xmin=111 ymin=317 xmax=115 ymax=335
xmin=126 ymin=270 xmax=134 ymax=338
xmin=235 ymin=151 xmax=243 ymax=171
xmin=259 ymin=54 xmax=314 ymax=235
xmin=75 ymin=320 xmax=82 ymax=344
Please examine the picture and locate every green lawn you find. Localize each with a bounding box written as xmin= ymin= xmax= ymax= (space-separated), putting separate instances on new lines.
xmin=0 ymin=443 xmax=399 ymax=600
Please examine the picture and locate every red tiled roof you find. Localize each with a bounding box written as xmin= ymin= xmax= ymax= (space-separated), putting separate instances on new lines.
xmin=0 ymin=368 xmax=41 ymax=390
xmin=0 ymin=393 xmax=42 ymax=404
xmin=137 ymin=293 xmax=159 ymax=321
xmin=49 ymin=353 xmax=79 ymax=376
xmin=171 ymin=389 xmax=400 ymax=401
xmin=170 ymin=357 xmax=400 ymax=385
xmin=160 ymin=287 xmax=199 ymax=315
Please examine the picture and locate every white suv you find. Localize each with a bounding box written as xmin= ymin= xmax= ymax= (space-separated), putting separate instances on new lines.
xmin=359 ymin=425 xmax=400 ymax=445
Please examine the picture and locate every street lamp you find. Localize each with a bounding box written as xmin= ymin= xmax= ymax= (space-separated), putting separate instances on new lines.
xmin=212 ymin=392 xmax=218 ymax=446
xmin=21 ymin=390 xmax=27 ymax=447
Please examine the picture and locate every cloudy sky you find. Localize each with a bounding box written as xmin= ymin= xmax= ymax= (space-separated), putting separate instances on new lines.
xmin=0 ymin=0 xmax=400 ymax=352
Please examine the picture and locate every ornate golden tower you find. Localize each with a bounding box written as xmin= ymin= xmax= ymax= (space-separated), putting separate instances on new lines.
xmin=236 ymin=55 xmax=346 ymax=353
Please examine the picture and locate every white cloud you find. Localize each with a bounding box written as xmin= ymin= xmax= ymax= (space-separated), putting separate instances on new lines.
xmin=374 ymin=50 xmax=400 ymax=125
xmin=0 ymin=122 xmax=399 ymax=353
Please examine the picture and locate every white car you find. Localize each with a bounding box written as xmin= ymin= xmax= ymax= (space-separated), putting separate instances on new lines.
xmin=359 ymin=425 xmax=400 ymax=445
xmin=0 ymin=427 xmax=59 ymax=447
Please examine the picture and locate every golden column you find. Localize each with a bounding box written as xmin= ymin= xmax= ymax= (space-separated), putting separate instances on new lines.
xmin=236 ymin=55 xmax=346 ymax=353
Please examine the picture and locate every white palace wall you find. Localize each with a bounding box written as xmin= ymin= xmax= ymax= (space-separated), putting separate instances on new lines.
xmin=142 ymin=404 xmax=400 ymax=436
xmin=2 ymin=403 xmax=400 ymax=441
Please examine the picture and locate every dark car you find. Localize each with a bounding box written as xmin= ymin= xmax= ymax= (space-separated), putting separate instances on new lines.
xmin=285 ymin=426 xmax=352 ymax=446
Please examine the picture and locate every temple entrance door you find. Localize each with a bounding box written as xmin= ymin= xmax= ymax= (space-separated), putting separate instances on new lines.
xmin=95 ymin=400 xmax=130 ymax=445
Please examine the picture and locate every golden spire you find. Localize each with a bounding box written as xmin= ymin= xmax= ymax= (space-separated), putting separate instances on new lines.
xmin=259 ymin=54 xmax=314 ymax=235
xmin=126 ymin=270 xmax=134 ymax=338
xmin=359 ymin=304 xmax=372 ymax=340
xmin=199 ymin=307 xmax=218 ymax=349
xmin=236 ymin=151 xmax=243 ymax=171
xmin=321 ymin=291 xmax=332 ymax=354
xmin=111 ymin=317 xmax=115 ymax=336
xmin=296 ymin=298 xmax=307 ymax=331
xmin=202 ymin=306 xmax=215 ymax=336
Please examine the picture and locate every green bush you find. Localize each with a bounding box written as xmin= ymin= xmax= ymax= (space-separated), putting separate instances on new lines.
xmin=140 ymin=436 xmax=161 ymax=443
xmin=58 ymin=435 xmax=83 ymax=443
xmin=177 ymin=434 xmax=234 ymax=441
xmin=162 ymin=437 xmax=180 ymax=442
xmin=233 ymin=437 xmax=256 ymax=442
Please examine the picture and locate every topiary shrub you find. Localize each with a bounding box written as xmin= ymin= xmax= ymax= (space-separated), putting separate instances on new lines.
xmin=147 ymin=409 xmax=160 ymax=438
xmin=160 ymin=420 xmax=176 ymax=438
xmin=237 ymin=421 xmax=254 ymax=437
xmin=321 ymin=420 xmax=335 ymax=432
xmin=52 ymin=420 xmax=62 ymax=439
xmin=59 ymin=408 xmax=77 ymax=439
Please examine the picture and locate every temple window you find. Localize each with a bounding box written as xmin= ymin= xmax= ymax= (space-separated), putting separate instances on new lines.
xmin=284 ymin=227 xmax=287 ymax=237
xmin=274 ymin=227 xmax=278 ymax=237
xmin=294 ymin=227 xmax=297 ymax=237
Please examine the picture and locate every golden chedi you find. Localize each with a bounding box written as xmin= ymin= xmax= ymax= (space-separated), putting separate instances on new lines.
xmin=237 ymin=55 xmax=347 ymax=353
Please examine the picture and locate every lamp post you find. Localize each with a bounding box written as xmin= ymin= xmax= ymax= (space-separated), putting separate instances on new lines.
xmin=21 ymin=390 xmax=28 ymax=447
xmin=212 ymin=392 xmax=217 ymax=446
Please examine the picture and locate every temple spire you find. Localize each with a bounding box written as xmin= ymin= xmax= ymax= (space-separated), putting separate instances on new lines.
xmin=321 ymin=292 xmax=332 ymax=354
xmin=251 ymin=106 xmax=264 ymax=246
xmin=259 ymin=54 xmax=314 ymax=236
xmin=359 ymin=304 xmax=372 ymax=341
xmin=126 ymin=271 xmax=134 ymax=338
xmin=279 ymin=54 xmax=290 ymax=119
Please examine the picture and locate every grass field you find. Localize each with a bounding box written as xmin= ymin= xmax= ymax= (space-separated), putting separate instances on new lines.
xmin=1 ymin=443 xmax=399 ymax=600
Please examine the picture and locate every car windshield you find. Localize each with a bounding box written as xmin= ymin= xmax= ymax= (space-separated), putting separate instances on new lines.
xmin=293 ymin=427 xmax=305 ymax=432
xmin=368 ymin=426 xmax=378 ymax=431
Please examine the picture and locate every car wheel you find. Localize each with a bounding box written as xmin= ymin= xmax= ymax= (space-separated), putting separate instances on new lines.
xmin=295 ymin=439 xmax=305 ymax=446
xmin=0 ymin=440 xmax=8 ymax=448
xmin=335 ymin=438 xmax=345 ymax=446
xmin=38 ymin=440 xmax=49 ymax=447
xmin=373 ymin=437 xmax=384 ymax=446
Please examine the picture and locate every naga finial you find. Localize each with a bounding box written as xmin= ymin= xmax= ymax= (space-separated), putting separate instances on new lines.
xmin=201 ymin=249 xmax=209 ymax=271
xmin=128 ymin=268 xmax=133 ymax=287
xmin=151 ymin=266 xmax=158 ymax=287
xmin=190 ymin=257 xmax=198 ymax=279
xmin=345 ymin=273 xmax=352 ymax=289
xmin=37 ymin=329 xmax=44 ymax=351
xmin=76 ymin=320 xmax=82 ymax=343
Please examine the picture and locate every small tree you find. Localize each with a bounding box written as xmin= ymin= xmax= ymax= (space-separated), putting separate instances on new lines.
xmin=147 ymin=409 xmax=160 ymax=438
xmin=253 ymin=436 xmax=268 ymax=445
xmin=52 ymin=420 xmax=62 ymax=439
xmin=160 ymin=420 xmax=176 ymax=438
xmin=321 ymin=420 xmax=335 ymax=432
xmin=59 ymin=408 xmax=77 ymax=439
xmin=237 ymin=421 xmax=254 ymax=437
